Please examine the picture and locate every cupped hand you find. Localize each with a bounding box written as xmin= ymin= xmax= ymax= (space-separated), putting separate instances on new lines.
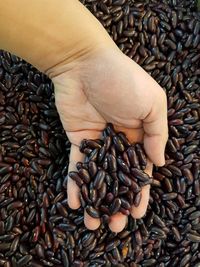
xmin=51 ymin=46 xmax=168 ymax=233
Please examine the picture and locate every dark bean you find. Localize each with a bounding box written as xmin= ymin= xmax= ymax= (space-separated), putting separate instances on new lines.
xmin=134 ymin=192 xmax=142 ymax=207
xmin=88 ymin=161 xmax=98 ymax=178
xmin=113 ymin=135 xmax=125 ymax=152
xmin=127 ymin=147 xmax=139 ymax=168
xmin=162 ymin=193 xmax=177 ymax=200
xmin=117 ymin=158 xmax=130 ymax=173
xmin=187 ymin=234 xmax=200 ymax=243
xmin=189 ymin=211 xmax=200 ymax=221
xmin=78 ymin=168 xmax=91 ymax=184
xmin=17 ymin=255 xmax=32 ymax=266
xmin=131 ymin=168 xmax=150 ymax=183
xmin=110 ymin=198 xmax=121 ymax=214
xmin=68 ymin=172 xmax=83 ymax=187
xmin=85 ymin=206 xmax=100 ymax=218
xmin=98 ymin=145 xmax=107 ymax=163
xmin=93 ymin=169 xmax=106 ymax=190
xmin=118 ymin=171 xmax=132 ymax=187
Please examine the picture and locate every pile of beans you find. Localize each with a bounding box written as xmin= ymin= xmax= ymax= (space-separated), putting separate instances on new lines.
xmin=0 ymin=0 xmax=200 ymax=266
xmin=69 ymin=123 xmax=151 ymax=221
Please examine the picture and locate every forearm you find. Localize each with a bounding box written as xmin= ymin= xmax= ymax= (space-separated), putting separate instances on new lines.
xmin=0 ymin=0 xmax=115 ymax=76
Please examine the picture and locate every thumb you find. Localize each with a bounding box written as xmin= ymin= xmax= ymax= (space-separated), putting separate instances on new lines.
xmin=143 ymin=91 xmax=168 ymax=166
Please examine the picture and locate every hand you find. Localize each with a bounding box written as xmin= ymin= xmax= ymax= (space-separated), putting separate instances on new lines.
xmin=52 ymin=46 xmax=168 ymax=233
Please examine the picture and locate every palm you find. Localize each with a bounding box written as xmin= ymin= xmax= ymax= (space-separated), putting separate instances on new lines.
xmin=54 ymin=49 xmax=155 ymax=142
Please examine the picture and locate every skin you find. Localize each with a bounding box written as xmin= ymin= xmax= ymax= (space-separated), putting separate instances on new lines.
xmin=0 ymin=0 xmax=168 ymax=232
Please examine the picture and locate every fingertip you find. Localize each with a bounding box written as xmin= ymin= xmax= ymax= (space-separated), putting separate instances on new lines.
xmin=131 ymin=185 xmax=150 ymax=219
xmin=109 ymin=213 xmax=127 ymax=233
xmin=144 ymin=135 xmax=166 ymax=166
xmin=84 ymin=210 xmax=101 ymax=230
xmin=155 ymin=151 xmax=166 ymax=167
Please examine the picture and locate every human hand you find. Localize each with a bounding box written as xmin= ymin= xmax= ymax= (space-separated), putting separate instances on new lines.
xmin=52 ymin=46 xmax=168 ymax=233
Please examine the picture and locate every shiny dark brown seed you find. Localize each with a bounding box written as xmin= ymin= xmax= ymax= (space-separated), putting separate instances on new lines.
xmin=186 ymin=233 xmax=200 ymax=243
xmin=86 ymin=139 xmax=101 ymax=149
xmin=88 ymin=161 xmax=97 ymax=177
xmin=180 ymin=254 xmax=191 ymax=267
xmin=0 ymin=166 xmax=13 ymax=175
xmin=110 ymin=198 xmax=121 ymax=214
xmin=94 ymin=169 xmax=106 ymax=190
xmin=17 ymin=255 xmax=32 ymax=266
xmin=134 ymin=192 xmax=142 ymax=207
xmin=117 ymin=158 xmax=130 ymax=173
xmin=82 ymin=232 xmax=96 ymax=248
xmin=90 ymin=183 xmax=98 ymax=203
xmin=182 ymin=168 xmax=194 ymax=185
xmin=127 ymin=147 xmax=140 ymax=168
xmin=78 ymin=168 xmax=91 ymax=184
xmin=81 ymin=184 xmax=91 ymax=204
xmin=189 ymin=211 xmax=200 ymax=221
xmin=118 ymin=132 xmax=131 ymax=147
xmin=118 ymin=171 xmax=132 ymax=187
xmin=106 ymin=192 xmax=114 ymax=204
xmin=131 ymin=168 xmax=150 ymax=183
xmin=35 ymin=244 xmax=45 ymax=259
xmin=98 ymin=145 xmax=107 ymax=163
xmin=113 ymin=135 xmax=125 ymax=152
xmin=85 ymin=206 xmax=100 ymax=218
xmin=68 ymin=172 xmax=83 ymax=187
xmin=107 ymin=154 xmax=117 ymax=172
xmin=118 ymin=186 xmax=129 ymax=195
xmin=121 ymin=198 xmax=131 ymax=210
xmin=162 ymin=193 xmax=177 ymax=200
xmin=87 ymin=148 xmax=99 ymax=162
xmin=105 ymin=239 xmax=120 ymax=252
xmin=7 ymin=201 xmax=23 ymax=210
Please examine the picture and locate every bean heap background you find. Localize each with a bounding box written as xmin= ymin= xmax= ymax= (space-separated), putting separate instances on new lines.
xmin=0 ymin=0 xmax=200 ymax=266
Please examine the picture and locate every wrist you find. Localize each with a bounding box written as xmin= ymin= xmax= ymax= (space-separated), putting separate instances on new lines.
xmin=46 ymin=22 xmax=117 ymax=78
xmin=48 ymin=34 xmax=117 ymax=79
